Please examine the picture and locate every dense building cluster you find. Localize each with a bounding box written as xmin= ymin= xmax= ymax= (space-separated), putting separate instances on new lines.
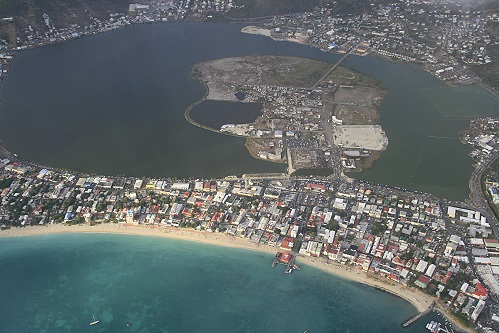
xmin=0 ymin=0 xmax=497 ymax=88
xmin=258 ymin=1 xmax=496 ymax=85
xmin=0 ymin=0 xmax=498 ymax=330
xmin=1 ymin=157 xmax=499 ymax=327
xmin=463 ymin=117 xmax=499 ymax=163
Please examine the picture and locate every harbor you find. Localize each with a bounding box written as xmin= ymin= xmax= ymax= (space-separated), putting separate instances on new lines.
xmin=404 ymin=304 xmax=457 ymax=333
xmin=272 ymin=252 xmax=301 ymax=274
xmin=426 ymin=320 xmax=456 ymax=333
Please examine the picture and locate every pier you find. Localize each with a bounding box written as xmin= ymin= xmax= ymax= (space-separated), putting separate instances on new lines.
xmin=440 ymin=325 xmax=455 ymax=333
xmin=402 ymin=303 xmax=434 ymax=327
xmin=272 ymin=252 xmax=300 ymax=273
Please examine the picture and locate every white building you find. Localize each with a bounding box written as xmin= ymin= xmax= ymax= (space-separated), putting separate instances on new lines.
xmin=134 ymin=179 xmax=143 ymax=189
xmin=171 ymin=182 xmax=191 ymax=191
xmin=426 ymin=264 xmax=436 ymax=278
xmin=416 ymin=260 xmax=428 ymax=273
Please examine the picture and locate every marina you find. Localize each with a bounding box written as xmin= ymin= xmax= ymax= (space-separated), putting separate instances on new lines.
xmin=426 ymin=320 xmax=455 ymax=333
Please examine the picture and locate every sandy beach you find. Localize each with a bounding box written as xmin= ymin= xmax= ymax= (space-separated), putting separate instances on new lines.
xmin=1 ymin=223 xmax=474 ymax=332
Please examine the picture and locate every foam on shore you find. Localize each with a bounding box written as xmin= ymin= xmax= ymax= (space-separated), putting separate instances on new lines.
xmin=0 ymin=223 xmax=473 ymax=332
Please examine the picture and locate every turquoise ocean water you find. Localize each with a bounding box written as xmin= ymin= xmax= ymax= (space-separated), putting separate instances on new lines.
xmin=0 ymin=233 xmax=449 ymax=333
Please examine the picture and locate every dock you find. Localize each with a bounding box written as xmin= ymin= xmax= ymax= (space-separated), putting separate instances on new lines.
xmin=440 ymin=325 xmax=455 ymax=333
xmin=425 ymin=319 xmax=455 ymax=333
xmin=272 ymin=252 xmax=300 ymax=273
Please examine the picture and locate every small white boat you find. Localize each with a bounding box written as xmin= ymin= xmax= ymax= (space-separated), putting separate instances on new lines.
xmin=90 ymin=315 xmax=100 ymax=326
xmin=425 ymin=321 xmax=441 ymax=333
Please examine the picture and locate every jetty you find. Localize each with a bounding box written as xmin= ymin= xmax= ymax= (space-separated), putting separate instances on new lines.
xmin=272 ymin=252 xmax=300 ymax=273
xmin=402 ymin=302 xmax=434 ymax=327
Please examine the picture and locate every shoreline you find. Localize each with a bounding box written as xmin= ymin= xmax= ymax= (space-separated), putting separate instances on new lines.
xmin=0 ymin=223 xmax=473 ymax=332
xmin=241 ymin=25 xmax=498 ymax=100
xmin=187 ymin=62 xmax=288 ymax=166
xmin=0 ymin=142 xmax=16 ymax=160
xmin=0 ymin=23 xmax=489 ymax=332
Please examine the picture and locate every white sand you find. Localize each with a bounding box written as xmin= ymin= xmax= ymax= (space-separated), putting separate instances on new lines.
xmin=0 ymin=223 xmax=475 ymax=332
xmin=241 ymin=26 xmax=272 ymax=37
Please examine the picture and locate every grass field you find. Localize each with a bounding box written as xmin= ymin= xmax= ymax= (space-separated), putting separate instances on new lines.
xmin=195 ymin=56 xmax=383 ymax=90
xmin=262 ymin=57 xmax=331 ymax=88
xmin=420 ymin=85 xmax=499 ymax=118
xmin=325 ymin=66 xmax=383 ymax=89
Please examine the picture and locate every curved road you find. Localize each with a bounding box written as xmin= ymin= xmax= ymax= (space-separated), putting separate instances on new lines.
xmin=468 ymin=154 xmax=499 ymax=237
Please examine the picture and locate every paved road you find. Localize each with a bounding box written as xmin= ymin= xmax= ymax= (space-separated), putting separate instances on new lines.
xmin=311 ymin=42 xmax=360 ymax=89
xmin=468 ymin=154 xmax=499 ymax=237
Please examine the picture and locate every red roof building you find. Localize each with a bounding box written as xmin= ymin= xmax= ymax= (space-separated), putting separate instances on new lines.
xmin=443 ymin=270 xmax=452 ymax=284
xmin=473 ymin=283 xmax=488 ymax=299
xmin=281 ymin=252 xmax=292 ymax=263
xmin=415 ymin=275 xmax=431 ymax=289
xmin=305 ymin=182 xmax=327 ymax=192
xmin=280 ymin=238 xmax=294 ymax=250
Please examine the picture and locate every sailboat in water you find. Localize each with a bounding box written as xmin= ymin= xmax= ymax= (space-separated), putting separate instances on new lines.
xmin=89 ymin=315 xmax=100 ymax=325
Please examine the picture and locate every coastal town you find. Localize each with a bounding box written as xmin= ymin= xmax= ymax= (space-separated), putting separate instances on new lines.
xmin=0 ymin=121 xmax=498 ymax=332
xmin=0 ymin=0 xmax=498 ymax=332
xmin=0 ymin=0 xmax=498 ymax=91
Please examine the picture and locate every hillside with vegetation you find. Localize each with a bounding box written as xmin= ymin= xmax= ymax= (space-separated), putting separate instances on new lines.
xmin=0 ymin=0 xmax=131 ymax=43
xmin=472 ymin=20 xmax=499 ymax=90
xmin=0 ymin=0 xmax=497 ymax=94
xmin=0 ymin=0 xmax=132 ymax=25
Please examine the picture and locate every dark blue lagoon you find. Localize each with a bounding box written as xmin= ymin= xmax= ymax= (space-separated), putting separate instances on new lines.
xmin=0 ymin=233 xmax=441 ymax=333
xmin=1 ymin=23 xmax=498 ymax=198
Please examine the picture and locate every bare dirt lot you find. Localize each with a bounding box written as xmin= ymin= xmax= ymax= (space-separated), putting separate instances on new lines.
xmin=333 ymin=125 xmax=388 ymax=151
xmin=290 ymin=148 xmax=315 ymax=169
xmin=331 ymin=86 xmax=385 ymax=125
xmin=335 ymin=86 xmax=378 ymax=106
xmin=191 ymin=55 xmax=332 ymax=96
xmin=335 ymin=104 xmax=377 ymax=125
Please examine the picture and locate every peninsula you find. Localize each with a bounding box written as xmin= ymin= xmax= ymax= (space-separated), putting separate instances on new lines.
xmin=0 ymin=0 xmax=498 ymax=332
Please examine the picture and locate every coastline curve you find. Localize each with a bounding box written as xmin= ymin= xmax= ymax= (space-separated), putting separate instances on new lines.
xmin=184 ymin=70 xmax=246 ymax=139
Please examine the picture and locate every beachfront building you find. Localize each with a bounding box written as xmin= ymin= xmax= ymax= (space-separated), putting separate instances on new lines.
xmin=0 ymin=157 xmax=496 ymax=329
xmin=415 ymin=275 xmax=430 ymax=289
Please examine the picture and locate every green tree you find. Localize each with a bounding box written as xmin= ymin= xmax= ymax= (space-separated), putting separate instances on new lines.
xmin=327 ymin=219 xmax=339 ymax=231
xmin=371 ymin=222 xmax=387 ymax=236
xmin=96 ymin=202 xmax=107 ymax=212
